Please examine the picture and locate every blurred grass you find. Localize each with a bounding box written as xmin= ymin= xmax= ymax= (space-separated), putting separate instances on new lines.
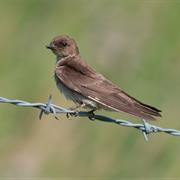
xmin=0 ymin=0 xmax=180 ymax=178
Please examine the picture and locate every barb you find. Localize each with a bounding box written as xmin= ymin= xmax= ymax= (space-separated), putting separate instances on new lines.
xmin=0 ymin=96 xmax=180 ymax=141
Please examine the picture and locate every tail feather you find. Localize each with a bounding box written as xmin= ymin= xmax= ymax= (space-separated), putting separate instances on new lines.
xmin=118 ymin=90 xmax=162 ymax=119
xmin=136 ymin=102 xmax=162 ymax=117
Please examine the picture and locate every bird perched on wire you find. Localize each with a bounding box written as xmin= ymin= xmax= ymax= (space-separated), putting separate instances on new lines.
xmin=46 ymin=35 xmax=161 ymax=120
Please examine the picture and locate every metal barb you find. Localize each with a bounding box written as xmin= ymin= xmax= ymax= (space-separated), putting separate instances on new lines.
xmin=141 ymin=119 xmax=150 ymax=141
xmin=39 ymin=95 xmax=59 ymax=120
xmin=0 ymin=96 xmax=180 ymax=141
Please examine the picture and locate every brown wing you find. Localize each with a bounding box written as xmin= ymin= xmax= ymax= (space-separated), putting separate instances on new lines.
xmin=55 ymin=57 xmax=161 ymax=120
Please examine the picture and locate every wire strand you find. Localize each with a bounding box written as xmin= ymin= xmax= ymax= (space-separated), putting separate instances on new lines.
xmin=0 ymin=96 xmax=179 ymax=141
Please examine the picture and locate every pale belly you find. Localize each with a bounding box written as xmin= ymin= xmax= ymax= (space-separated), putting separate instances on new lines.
xmin=54 ymin=74 xmax=98 ymax=110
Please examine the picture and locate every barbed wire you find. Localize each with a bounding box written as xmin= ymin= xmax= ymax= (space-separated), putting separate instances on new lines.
xmin=0 ymin=96 xmax=180 ymax=141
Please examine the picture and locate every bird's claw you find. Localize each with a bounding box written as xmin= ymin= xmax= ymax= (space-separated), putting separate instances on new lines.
xmin=66 ymin=111 xmax=79 ymax=118
xmin=88 ymin=110 xmax=95 ymax=120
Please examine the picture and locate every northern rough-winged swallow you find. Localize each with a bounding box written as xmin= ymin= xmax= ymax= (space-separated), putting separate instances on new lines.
xmin=46 ymin=35 xmax=161 ymax=120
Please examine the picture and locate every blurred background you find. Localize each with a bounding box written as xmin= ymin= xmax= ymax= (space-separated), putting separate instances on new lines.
xmin=0 ymin=0 xmax=180 ymax=178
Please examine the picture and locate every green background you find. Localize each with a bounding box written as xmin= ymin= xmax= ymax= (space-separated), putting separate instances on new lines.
xmin=0 ymin=0 xmax=180 ymax=178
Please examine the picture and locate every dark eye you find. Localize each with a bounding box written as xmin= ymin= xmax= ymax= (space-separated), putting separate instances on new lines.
xmin=61 ymin=41 xmax=68 ymax=46
xmin=55 ymin=41 xmax=68 ymax=47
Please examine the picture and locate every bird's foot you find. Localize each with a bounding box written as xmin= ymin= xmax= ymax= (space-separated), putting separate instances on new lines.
xmin=66 ymin=103 xmax=85 ymax=119
xmin=88 ymin=110 xmax=95 ymax=120
xmin=66 ymin=111 xmax=79 ymax=119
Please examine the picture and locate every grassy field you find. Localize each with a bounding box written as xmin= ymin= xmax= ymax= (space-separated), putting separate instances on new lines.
xmin=0 ymin=0 xmax=180 ymax=178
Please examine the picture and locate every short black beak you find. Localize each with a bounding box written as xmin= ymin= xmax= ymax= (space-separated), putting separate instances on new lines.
xmin=46 ymin=45 xmax=55 ymax=50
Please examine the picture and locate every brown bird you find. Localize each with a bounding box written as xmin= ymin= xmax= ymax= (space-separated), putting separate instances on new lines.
xmin=46 ymin=35 xmax=161 ymax=120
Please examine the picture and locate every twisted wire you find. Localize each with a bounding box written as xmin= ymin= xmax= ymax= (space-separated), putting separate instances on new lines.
xmin=0 ymin=96 xmax=179 ymax=141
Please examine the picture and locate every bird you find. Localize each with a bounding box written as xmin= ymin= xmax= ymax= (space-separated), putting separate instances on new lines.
xmin=46 ymin=35 xmax=161 ymax=120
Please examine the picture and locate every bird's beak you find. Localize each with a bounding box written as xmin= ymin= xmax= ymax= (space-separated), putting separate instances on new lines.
xmin=46 ymin=44 xmax=55 ymax=50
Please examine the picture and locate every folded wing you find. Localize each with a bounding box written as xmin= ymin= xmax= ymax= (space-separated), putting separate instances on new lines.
xmin=55 ymin=57 xmax=161 ymax=120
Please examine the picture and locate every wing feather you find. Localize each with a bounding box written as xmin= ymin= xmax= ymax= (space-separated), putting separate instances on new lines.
xmin=55 ymin=57 xmax=161 ymax=120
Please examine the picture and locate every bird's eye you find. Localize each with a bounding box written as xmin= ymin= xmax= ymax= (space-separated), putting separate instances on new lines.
xmin=61 ymin=42 xmax=68 ymax=46
xmin=56 ymin=41 xmax=68 ymax=47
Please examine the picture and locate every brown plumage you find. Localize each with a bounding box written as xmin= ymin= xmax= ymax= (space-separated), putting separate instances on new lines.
xmin=47 ymin=35 xmax=162 ymax=120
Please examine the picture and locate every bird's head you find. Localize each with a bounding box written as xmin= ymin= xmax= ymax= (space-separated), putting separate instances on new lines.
xmin=46 ymin=35 xmax=79 ymax=58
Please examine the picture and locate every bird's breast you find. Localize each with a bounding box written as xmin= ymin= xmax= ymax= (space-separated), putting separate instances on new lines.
xmin=54 ymin=73 xmax=98 ymax=110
